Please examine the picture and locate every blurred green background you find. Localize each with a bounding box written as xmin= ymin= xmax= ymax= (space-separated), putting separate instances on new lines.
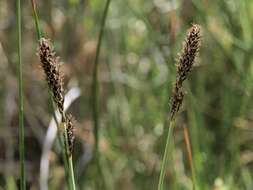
xmin=0 ymin=0 xmax=253 ymax=189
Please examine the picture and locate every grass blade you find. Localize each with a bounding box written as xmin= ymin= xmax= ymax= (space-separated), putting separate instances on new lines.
xmin=183 ymin=124 xmax=197 ymax=189
xmin=91 ymin=0 xmax=111 ymax=188
xmin=31 ymin=0 xmax=41 ymax=39
xmin=16 ymin=0 xmax=26 ymax=189
xmin=92 ymin=0 xmax=111 ymax=154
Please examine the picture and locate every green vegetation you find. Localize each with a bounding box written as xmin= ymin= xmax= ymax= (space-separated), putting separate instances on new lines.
xmin=0 ymin=0 xmax=253 ymax=189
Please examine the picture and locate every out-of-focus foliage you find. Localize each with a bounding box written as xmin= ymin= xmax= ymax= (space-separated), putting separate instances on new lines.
xmin=0 ymin=0 xmax=253 ymax=189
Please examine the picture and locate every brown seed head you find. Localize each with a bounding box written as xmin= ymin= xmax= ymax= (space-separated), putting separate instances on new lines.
xmin=66 ymin=114 xmax=75 ymax=155
xmin=38 ymin=38 xmax=65 ymax=114
xmin=177 ymin=24 xmax=201 ymax=86
xmin=170 ymin=24 xmax=201 ymax=119
xmin=170 ymin=86 xmax=185 ymax=119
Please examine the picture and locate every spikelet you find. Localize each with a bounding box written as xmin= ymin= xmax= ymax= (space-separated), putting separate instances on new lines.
xmin=38 ymin=38 xmax=65 ymax=114
xmin=38 ymin=38 xmax=76 ymax=155
xmin=170 ymin=86 xmax=185 ymax=119
xmin=176 ymin=24 xmax=201 ymax=86
xmin=66 ymin=114 xmax=75 ymax=155
xmin=170 ymin=24 xmax=201 ymax=119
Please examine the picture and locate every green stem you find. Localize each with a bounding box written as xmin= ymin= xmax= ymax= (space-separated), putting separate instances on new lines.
xmin=16 ymin=0 xmax=26 ymax=189
xmin=91 ymin=1 xmax=111 ymax=189
xmin=31 ymin=0 xmax=41 ymax=39
xmin=49 ymin=95 xmax=72 ymax=190
xmin=191 ymin=165 xmax=197 ymax=190
xmin=62 ymin=121 xmax=76 ymax=190
xmin=92 ymin=0 xmax=111 ymax=154
xmin=157 ymin=120 xmax=175 ymax=190
xmin=68 ymin=156 xmax=76 ymax=190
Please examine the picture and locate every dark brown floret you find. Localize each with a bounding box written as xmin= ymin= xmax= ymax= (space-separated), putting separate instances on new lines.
xmin=176 ymin=24 xmax=201 ymax=86
xmin=38 ymin=38 xmax=65 ymax=114
xmin=66 ymin=114 xmax=75 ymax=155
xmin=170 ymin=86 xmax=185 ymax=119
xmin=38 ymin=38 xmax=76 ymax=156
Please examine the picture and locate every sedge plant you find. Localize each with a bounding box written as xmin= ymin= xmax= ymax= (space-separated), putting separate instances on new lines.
xmin=38 ymin=38 xmax=76 ymax=190
xmin=157 ymin=24 xmax=202 ymax=190
xmin=30 ymin=1 xmax=76 ymax=189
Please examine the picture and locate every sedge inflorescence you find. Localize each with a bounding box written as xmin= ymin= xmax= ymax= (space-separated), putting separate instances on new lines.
xmin=170 ymin=24 xmax=201 ymax=119
xmin=38 ymin=38 xmax=75 ymax=154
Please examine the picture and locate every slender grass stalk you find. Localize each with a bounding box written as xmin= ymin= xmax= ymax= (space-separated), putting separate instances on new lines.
xmin=31 ymin=0 xmax=41 ymax=39
xmin=61 ymin=121 xmax=76 ymax=190
xmin=30 ymin=1 xmax=76 ymax=189
xmin=157 ymin=120 xmax=175 ymax=190
xmin=68 ymin=156 xmax=76 ymax=190
xmin=91 ymin=1 xmax=111 ymax=188
xmin=49 ymin=95 xmax=72 ymax=190
xmin=16 ymin=0 xmax=26 ymax=189
xmin=92 ymin=0 xmax=111 ymax=154
xmin=183 ymin=124 xmax=197 ymax=189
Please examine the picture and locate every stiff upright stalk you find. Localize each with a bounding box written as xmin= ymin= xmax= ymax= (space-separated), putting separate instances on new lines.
xmin=92 ymin=0 xmax=111 ymax=154
xmin=16 ymin=0 xmax=26 ymax=189
xmin=31 ymin=0 xmax=41 ymax=39
xmin=157 ymin=120 xmax=175 ymax=190
xmin=62 ymin=121 xmax=76 ymax=190
xmin=91 ymin=1 xmax=111 ymax=188
xmin=68 ymin=156 xmax=76 ymax=190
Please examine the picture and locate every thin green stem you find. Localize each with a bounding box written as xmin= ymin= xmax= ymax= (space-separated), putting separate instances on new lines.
xmin=157 ymin=120 xmax=175 ymax=190
xmin=68 ymin=156 xmax=76 ymax=190
xmin=92 ymin=0 xmax=111 ymax=154
xmin=31 ymin=0 xmax=41 ymax=39
xmin=62 ymin=121 xmax=76 ymax=190
xmin=191 ymin=164 xmax=197 ymax=190
xmin=91 ymin=1 xmax=111 ymax=189
xmin=16 ymin=0 xmax=26 ymax=189
xmin=49 ymin=95 xmax=72 ymax=190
